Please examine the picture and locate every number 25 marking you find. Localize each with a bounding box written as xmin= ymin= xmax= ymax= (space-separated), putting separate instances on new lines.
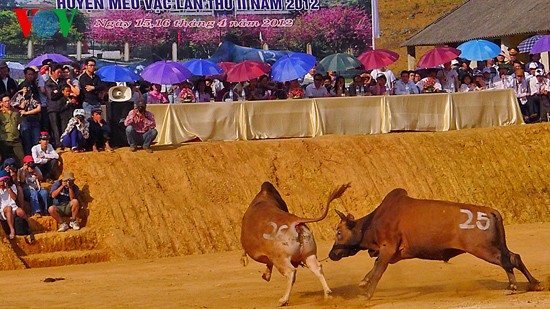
xmin=459 ymin=209 xmax=490 ymax=230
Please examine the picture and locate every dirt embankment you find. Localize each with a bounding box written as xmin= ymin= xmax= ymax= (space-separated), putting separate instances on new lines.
xmin=2 ymin=123 xmax=550 ymax=269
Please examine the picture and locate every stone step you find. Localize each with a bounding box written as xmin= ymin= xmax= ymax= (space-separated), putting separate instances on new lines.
xmin=11 ymin=228 xmax=99 ymax=255
xmin=20 ymin=249 xmax=111 ymax=268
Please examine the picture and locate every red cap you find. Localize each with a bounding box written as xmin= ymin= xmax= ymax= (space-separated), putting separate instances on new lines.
xmin=23 ymin=155 xmax=34 ymax=163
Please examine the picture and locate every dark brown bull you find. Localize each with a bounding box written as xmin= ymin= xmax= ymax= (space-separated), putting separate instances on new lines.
xmin=329 ymin=188 xmax=543 ymax=299
xmin=241 ymin=182 xmax=349 ymax=306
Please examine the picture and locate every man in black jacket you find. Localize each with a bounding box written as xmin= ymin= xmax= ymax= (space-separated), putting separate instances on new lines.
xmin=78 ymin=58 xmax=104 ymax=118
xmin=0 ymin=60 xmax=18 ymax=98
xmin=45 ymin=63 xmax=66 ymax=149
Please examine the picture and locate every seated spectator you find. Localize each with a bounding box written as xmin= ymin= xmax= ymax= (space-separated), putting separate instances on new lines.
xmin=31 ymin=132 xmax=59 ymax=181
xmin=457 ymin=59 xmax=473 ymax=82
xmin=394 ymin=70 xmax=419 ymax=95
xmin=330 ymin=76 xmax=349 ymax=97
xmin=124 ymin=101 xmax=157 ymax=153
xmin=360 ymin=73 xmax=373 ymax=89
xmin=87 ymin=108 xmax=113 ymax=152
xmin=459 ymin=75 xmax=475 ymax=92
xmin=18 ymin=155 xmax=48 ymax=217
xmin=11 ymin=82 xmax=41 ymax=155
xmin=179 ymin=81 xmax=195 ymax=102
xmin=473 ymin=71 xmax=487 ymax=91
xmin=437 ymin=61 xmax=459 ymax=92
xmin=0 ymin=94 xmax=24 ymax=164
xmin=194 ymin=79 xmax=212 ymax=102
xmin=322 ymin=75 xmax=333 ymax=93
xmin=215 ymin=81 xmax=233 ymax=102
xmin=349 ymin=75 xmax=367 ymax=96
xmin=0 ymin=170 xmax=29 ymax=239
xmin=305 ymin=73 xmax=330 ymax=98
xmin=147 ymin=83 xmax=168 ymax=104
xmin=492 ymin=64 xmax=513 ymax=89
xmin=48 ymin=171 xmax=81 ymax=232
xmin=60 ymin=109 xmax=89 ymax=153
xmin=372 ymin=74 xmax=389 ymax=95
xmin=287 ymin=79 xmax=304 ymax=99
xmin=418 ymin=69 xmax=442 ymax=93
xmin=481 ymin=68 xmax=494 ymax=88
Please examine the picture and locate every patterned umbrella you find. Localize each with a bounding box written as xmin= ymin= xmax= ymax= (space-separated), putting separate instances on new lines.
xmin=530 ymin=35 xmax=550 ymax=54
xmin=518 ymin=35 xmax=544 ymax=54
xmin=417 ymin=46 xmax=461 ymax=68
xmin=358 ymin=49 xmax=399 ymax=70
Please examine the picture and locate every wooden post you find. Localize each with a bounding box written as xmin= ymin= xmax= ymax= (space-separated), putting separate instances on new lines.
xmin=76 ymin=40 xmax=82 ymax=61
xmin=407 ymin=46 xmax=416 ymax=70
xmin=124 ymin=42 xmax=130 ymax=62
xmin=27 ymin=40 xmax=33 ymax=59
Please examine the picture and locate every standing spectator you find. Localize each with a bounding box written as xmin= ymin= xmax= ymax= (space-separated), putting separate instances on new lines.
xmin=529 ymin=69 xmax=549 ymax=122
xmin=62 ymin=65 xmax=80 ymax=99
xmin=37 ymin=59 xmax=52 ymax=132
xmin=45 ymin=63 xmax=66 ymax=149
xmin=18 ymin=67 xmax=40 ymax=101
xmin=506 ymin=47 xmax=524 ymax=67
xmin=0 ymin=94 xmax=24 ymax=164
xmin=301 ymin=67 xmax=316 ymax=87
xmin=370 ymin=67 xmax=396 ymax=90
xmin=31 ymin=132 xmax=59 ymax=181
xmin=0 ymin=60 xmax=18 ymax=98
xmin=394 ymin=70 xmax=419 ymax=95
xmin=525 ymin=54 xmax=545 ymax=72
xmin=437 ymin=61 xmax=460 ymax=92
xmin=60 ymin=109 xmax=89 ymax=152
xmin=124 ymin=101 xmax=158 ymax=153
xmin=305 ymin=73 xmax=329 ymax=98
xmin=0 ymin=170 xmax=29 ymax=239
xmin=78 ymin=58 xmax=104 ymax=118
xmin=512 ymin=69 xmax=533 ymax=123
xmin=48 ymin=171 xmax=81 ymax=232
xmin=87 ymin=108 xmax=113 ymax=152
xmin=59 ymin=84 xmax=79 ymax=137
xmin=11 ymin=82 xmax=41 ymax=155
xmin=18 ymin=155 xmax=48 ymax=217
xmin=457 ymin=59 xmax=473 ymax=82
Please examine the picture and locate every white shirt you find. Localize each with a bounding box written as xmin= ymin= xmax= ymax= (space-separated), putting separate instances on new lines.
xmin=437 ymin=69 xmax=459 ymax=92
xmin=0 ymin=184 xmax=17 ymax=209
xmin=491 ymin=75 xmax=513 ymax=89
xmin=31 ymin=143 xmax=60 ymax=165
xmin=529 ymin=77 xmax=549 ymax=94
xmin=305 ymin=83 xmax=329 ymax=98
xmin=393 ymin=80 xmax=419 ymax=95
xmin=513 ymin=79 xmax=530 ymax=104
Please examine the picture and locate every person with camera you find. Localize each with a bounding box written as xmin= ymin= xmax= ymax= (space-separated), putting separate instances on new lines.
xmin=124 ymin=101 xmax=157 ymax=153
xmin=60 ymin=109 xmax=89 ymax=153
xmin=18 ymin=155 xmax=48 ymax=218
xmin=48 ymin=171 xmax=80 ymax=232
xmin=31 ymin=132 xmax=60 ymax=181
xmin=0 ymin=170 xmax=29 ymax=239
xmin=0 ymin=93 xmax=24 ymax=164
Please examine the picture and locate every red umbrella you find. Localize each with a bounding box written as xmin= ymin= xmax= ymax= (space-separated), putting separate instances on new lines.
xmin=417 ymin=46 xmax=461 ymax=68
xmin=358 ymin=49 xmax=399 ymax=70
xmin=217 ymin=61 xmax=236 ymax=73
xmin=226 ymin=60 xmax=271 ymax=82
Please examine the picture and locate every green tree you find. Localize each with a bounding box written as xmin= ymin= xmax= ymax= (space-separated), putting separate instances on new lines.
xmin=0 ymin=10 xmax=27 ymax=52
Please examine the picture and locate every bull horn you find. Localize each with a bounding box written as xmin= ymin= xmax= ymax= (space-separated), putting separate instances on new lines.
xmin=298 ymin=183 xmax=350 ymax=224
xmin=335 ymin=209 xmax=347 ymax=221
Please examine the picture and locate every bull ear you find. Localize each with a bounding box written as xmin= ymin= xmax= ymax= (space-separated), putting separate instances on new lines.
xmin=335 ymin=209 xmax=346 ymax=221
xmin=346 ymin=213 xmax=355 ymax=221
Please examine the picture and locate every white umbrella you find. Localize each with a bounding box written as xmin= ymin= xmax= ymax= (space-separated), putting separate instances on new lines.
xmin=7 ymin=61 xmax=25 ymax=79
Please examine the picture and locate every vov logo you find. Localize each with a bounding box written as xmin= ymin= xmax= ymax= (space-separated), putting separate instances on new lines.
xmin=13 ymin=8 xmax=77 ymax=39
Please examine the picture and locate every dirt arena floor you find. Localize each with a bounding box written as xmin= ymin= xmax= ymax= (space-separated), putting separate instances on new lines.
xmin=2 ymin=124 xmax=550 ymax=307
xmin=1 ymin=223 xmax=549 ymax=308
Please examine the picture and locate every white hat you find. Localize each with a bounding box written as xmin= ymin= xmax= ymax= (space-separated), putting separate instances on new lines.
xmin=535 ymin=69 xmax=544 ymax=77
xmin=451 ymin=59 xmax=459 ymax=65
xmin=73 ymin=109 xmax=85 ymax=117
xmin=528 ymin=63 xmax=538 ymax=69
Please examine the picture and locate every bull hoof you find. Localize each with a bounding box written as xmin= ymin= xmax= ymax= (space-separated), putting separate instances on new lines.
xmin=358 ymin=280 xmax=369 ymax=288
xmin=324 ymin=289 xmax=333 ymax=299
xmin=503 ymin=284 xmax=517 ymax=295
xmin=278 ymin=298 xmax=289 ymax=306
xmin=262 ymin=273 xmax=271 ymax=282
xmin=528 ymin=282 xmax=544 ymax=291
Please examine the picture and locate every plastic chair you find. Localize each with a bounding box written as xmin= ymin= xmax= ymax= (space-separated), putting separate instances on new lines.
xmin=0 ymin=44 xmax=5 ymax=58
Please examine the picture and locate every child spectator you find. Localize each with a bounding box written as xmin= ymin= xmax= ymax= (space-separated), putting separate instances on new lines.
xmin=60 ymin=109 xmax=89 ymax=152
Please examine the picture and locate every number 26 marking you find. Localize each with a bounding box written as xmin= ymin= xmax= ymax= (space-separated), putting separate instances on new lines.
xmin=459 ymin=209 xmax=490 ymax=230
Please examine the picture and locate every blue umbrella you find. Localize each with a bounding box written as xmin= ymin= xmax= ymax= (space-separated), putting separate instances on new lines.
xmin=271 ymin=52 xmax=316 ymax=82
xmin=518 ymin=35 xmax=544 ymax=54
xmin=182 ymin=59 xmax=223 ymax=76
xmin=141 ymin=61 xmax=193 ymax=85
xmin=97 ymin=65 xmax=141 ymax=82
xmin=457 ymin=39 xmax=501 ymax=61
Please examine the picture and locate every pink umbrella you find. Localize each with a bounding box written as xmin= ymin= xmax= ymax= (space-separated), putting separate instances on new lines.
xmin=358 ymin=49 xmax=399 ymax=70
xmin=226 ymin=60 xmax=271 ymax=82
xmin=417 ymin=46 xmax=461 ymax=68
xmin=217 ymin=61 xmax=236 ymax=73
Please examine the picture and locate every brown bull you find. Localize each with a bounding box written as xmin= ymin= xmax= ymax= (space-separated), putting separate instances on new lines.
xmin=329 ymin=188 xmax=543 ymax=299
xmin=241 ymin=182 xmax=349 ymax=306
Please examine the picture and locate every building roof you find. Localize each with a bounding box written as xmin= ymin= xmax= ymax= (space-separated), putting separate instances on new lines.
xmin=402 ymin=0 xmax=550 ymax=47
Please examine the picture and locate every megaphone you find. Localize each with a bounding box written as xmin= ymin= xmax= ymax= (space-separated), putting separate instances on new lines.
xmin=108 ymin=86 xmax=132 ymax=102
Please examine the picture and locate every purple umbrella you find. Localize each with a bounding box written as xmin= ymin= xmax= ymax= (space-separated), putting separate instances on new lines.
xmin=27 ymin=53 xmax=73 ymax=67
xmin=140 ymin=61 xmax=193 ymax=85
xmin=530 ymin=35 xmax=550 ymax=54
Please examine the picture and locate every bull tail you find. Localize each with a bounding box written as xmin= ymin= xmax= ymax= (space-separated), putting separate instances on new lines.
xmin=240 ymin=251 xmax=249 ymax=267
xmin=491 ymin=210 xmax=512 ymax=263
xmin=297 ymin=183 xmax=350 ymax=224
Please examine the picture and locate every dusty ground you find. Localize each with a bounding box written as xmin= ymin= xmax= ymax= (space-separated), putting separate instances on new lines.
xmin=1 ymin=223 xmax=549 ymax=308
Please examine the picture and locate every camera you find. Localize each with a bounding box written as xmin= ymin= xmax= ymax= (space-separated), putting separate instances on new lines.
xmin=137 ymin=106 xmax=145 ymax=113
xmin=76 ymin=115 xmax=85 ymax=122
xmin=9 ymin=165 xmax=17 ymax=173
xmin=27 ymin=162 xmax=36 ymax=169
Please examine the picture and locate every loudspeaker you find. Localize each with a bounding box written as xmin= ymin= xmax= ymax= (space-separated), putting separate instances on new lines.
xmin=108 ymin=86 xmax=132 ymax=102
